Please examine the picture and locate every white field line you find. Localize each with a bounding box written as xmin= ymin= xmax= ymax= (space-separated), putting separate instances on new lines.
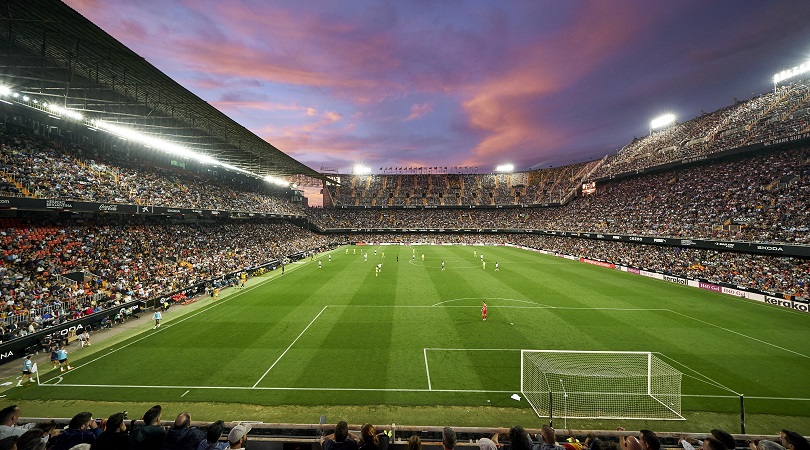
xmin=37 ymin=267 xmax=300 ymax=385
xmin=181 ymin=390 xmax=189 ymax=397
xmin=34 ymin=382 xmax=810 ymax=402
xmin=423 ymin=348 xmax=432 ymax=391
xmin=41 ymin=383 xmax=513 ymax=394
xmin=432 ymin=298 xmax=546 ymax=307
xmin=252 ymin=305 xmax=328 ymax=388
xmin=666 ymin=310 xmax=810 ymax=359
xmin=653 ymin=352 xmax=740 ymax=395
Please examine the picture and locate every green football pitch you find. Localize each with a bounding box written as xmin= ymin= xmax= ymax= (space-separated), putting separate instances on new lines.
xmin=8 ymin=244 xmax=810 ymax=431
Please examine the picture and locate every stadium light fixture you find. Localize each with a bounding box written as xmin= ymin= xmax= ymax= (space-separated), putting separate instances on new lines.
xmin=650 ymin=113 xmax=676 ymax=130
xmin=353 ymin=164 xmax=371 ymax=174
xmin=495 ymin=164 xmax=514 ymax=173
xmin=0 ymin=85 xmax=11 ymax=97
xmin=264 ymin=175 xmax=290 ymax=187
xmin=773 ymin=61 xmax=810 ymax=85
xmin=22 ymin=95 xmax=29 ymax=102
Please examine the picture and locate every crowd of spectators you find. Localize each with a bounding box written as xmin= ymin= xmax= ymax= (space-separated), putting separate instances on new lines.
xmin=0 ymin=124 xmax=303 ymax=215
xmin=595 ymin=76 xmax=810 ymax=178
xmin=326 ymin=165 xmax=592 ymax=208
xmin=0 ymin=216 xmax=339 ymax=341
xmin=0 ymin=405 xmax=808 ymax=450
xmin=509 ymin=235 xmax=810 ymax=298
xmin=311 ymin=145 xmax=810 ymax=244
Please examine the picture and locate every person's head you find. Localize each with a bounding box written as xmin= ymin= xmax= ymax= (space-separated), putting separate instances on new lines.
xmin=228 ymin=423 xmax=251 ymax=448
xmin=508 ymin=426 xmax=533 ymax=450
xmin=0 ymin=435 xmax=18 ymax=450
xmin=0 ymin=405 xmax=20 ymax=426
xmin=16 ymin=429 xmax=45 ymax=450
xmin=710 ymin=429 xmax=735 ymax=450
xmin=143 ymin=405 xmax=162 ymax=426
xmin=361 ymin=423 xmax=379 ymax=446
xmin=442 ymin=427 xmax=456 ymax=450
xmin=104 ymin=413 xmax=126 ymax=434
xmin=638 ymin=430 xmax=660 ymax=450
xmin=541 ymin=426 xmax=557 ymax=445
xmin=68 ymin=412 xmax=93 ymax=431
xmin=335 ymin=421 xmax=350 ymax=442
xmin=701 ymin=437 xmax=727 ymax=450
xmin=781 ymin=431 xmax=810 ymax=450
xmin=206 ymin=421 xmax=225 ymax=443
xmin=408 ymin=435 xmax=422 ymax=450
xmin=173 ymin=413 xmax=191 ymax=429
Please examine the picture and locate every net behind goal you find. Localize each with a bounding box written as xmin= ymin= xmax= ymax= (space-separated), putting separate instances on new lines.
xmin=521 ymin=350 xmax=683 ymax=421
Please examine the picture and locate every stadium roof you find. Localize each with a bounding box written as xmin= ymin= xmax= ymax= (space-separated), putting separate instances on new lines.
xmin=0 ymin=0 xmax=324 ymax=180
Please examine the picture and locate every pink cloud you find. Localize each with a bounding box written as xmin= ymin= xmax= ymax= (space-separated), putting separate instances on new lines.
xmin=405 ymin=102 xmax=433 ymax=121
xmin=461 ymin=2 xmax=664 ymax=165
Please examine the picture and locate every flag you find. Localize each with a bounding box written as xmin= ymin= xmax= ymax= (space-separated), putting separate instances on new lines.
xmin=31 ymin=363 xmax=37 ymax=373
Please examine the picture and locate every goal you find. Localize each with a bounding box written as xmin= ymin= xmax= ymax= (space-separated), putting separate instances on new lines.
xmin=520 ymin=350 xmax=684 ymax=420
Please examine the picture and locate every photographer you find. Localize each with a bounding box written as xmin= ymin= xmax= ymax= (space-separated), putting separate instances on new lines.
xmin=90 ymin=412 xmax=129 ymax=450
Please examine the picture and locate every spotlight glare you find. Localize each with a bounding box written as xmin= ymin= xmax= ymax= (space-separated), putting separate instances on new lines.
xmin=650 ymin=113 xmax=676 ymax=130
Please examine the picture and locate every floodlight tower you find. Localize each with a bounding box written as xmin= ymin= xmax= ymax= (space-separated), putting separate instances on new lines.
xmin=495 ymin=163 xmax=514 ymax=173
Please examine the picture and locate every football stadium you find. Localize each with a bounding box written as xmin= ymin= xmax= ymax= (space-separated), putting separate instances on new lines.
xmin=0 ymin=1 xmax=808 ymax=449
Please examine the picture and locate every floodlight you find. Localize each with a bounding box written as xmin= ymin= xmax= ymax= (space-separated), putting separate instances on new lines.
xmin=650 ymin=113 xmax=676 ymax=130
xmin=495 ymin=164 xmax=514 ymax=173
xmin=22 ymin=95 xmax=29 ymax=101
xmin=773 ymin=60 xmax=810 ymax=85
xmin=264 ymin=175 xmax=289 ymax=186
xmin=353 ymin=164 xmax=371 ymax=174
xmin=0 ymin=86 xmax=12 ymax=96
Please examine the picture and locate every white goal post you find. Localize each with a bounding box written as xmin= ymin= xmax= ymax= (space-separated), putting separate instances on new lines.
xmin=520 ymin=350 xmax=684 ymax=421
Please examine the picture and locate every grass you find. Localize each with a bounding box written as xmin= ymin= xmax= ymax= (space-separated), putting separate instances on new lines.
xmin=3 ymin=244 xmax=809 ymax=432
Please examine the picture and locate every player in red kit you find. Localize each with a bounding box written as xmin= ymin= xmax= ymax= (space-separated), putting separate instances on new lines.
xmin=482 ymin=302 xmax=487 ymax=321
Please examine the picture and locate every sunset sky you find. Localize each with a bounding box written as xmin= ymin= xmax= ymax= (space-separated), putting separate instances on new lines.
xmin=66 ymin=0 xmax=810 ymax=174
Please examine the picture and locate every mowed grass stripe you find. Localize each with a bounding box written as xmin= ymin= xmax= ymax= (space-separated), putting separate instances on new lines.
xmin=17 ymin=245 xmax=810 ymax=417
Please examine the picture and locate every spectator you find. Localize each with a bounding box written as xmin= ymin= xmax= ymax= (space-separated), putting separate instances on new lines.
xmin=780 ymin=431 xmax=810 ymax=450
xmin=47 ymin=412 xmax=102 ymax=450
xmin=358 ymin=424 xmax=388 ymax=450
xmin=90 ymin=413 xmax=128 ymax=450
xmin=539 ymin=426 xmax=561 ymax=450
xmin=226 ymin=424 xmax=251 ymax=450
xmin=17 ymin=429 xmax=47 ymax=450
xmin=701 ymin=438 xmax=728 ymax=450
xmin=129 ymin=405 xmax=165 ymax=450
xmin=0 ymin=406 xmax=34 ymax=440
xmin=0 ymin=436 xmax=18 ymax=450
xmin=321 ymin=422 xmax=358 ymax=450
xmin=478 ymin=434 xmax=498 ymax=450
xmin=442 ymin=427 xmax=456 ymax=450
xmin=162 ymin=413 xmax=204 ymax=450
xmin=503 ymin=426 xmax=535 ymax=450
xmin=195 ymin=421 xmax=228 ymax=450
xmin=407 ymin=436 xmax=421 ymax=450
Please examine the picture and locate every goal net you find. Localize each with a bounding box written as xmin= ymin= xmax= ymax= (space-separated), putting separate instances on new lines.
xmin=521 ymin=350 xmax=683 ymax=420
